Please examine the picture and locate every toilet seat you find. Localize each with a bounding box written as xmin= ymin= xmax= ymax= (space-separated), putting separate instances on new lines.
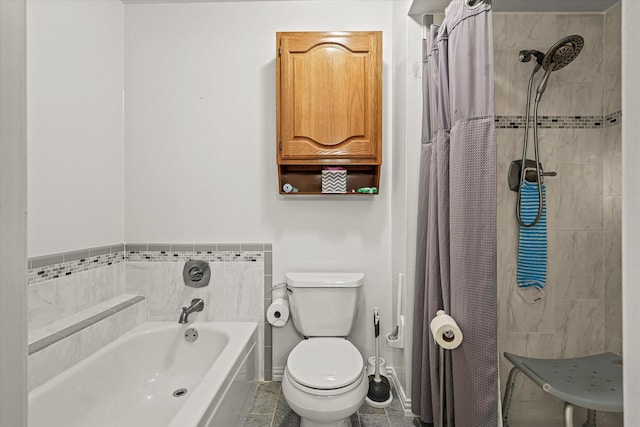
xmin=285 ymin=367 xmax=366 ymax=397
xmin=286 ymin=338 xmax=364 ymax=391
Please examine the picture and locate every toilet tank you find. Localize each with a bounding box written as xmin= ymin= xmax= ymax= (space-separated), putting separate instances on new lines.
xmin=285 ymin=272 xmax=364 ymax=337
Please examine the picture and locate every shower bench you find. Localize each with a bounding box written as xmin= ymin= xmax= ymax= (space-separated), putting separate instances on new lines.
xmin=501 ymin=352 xmax=623 ymax=427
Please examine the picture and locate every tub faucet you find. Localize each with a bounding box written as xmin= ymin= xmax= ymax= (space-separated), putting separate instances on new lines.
xmin=179 ymin=298 xmax=204 ymax=324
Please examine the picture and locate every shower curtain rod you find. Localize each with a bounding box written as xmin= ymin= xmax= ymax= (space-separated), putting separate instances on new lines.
xmin=410 ymin=0 xmax=486 ymax=18
xmin=416 ymin=0 xmax=486 ymax=38
xmin=409 ymin=0 xmax=618 ymax=16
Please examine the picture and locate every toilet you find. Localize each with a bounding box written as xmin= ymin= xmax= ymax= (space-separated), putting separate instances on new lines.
xmin=282 ymin=272 xmax=367 ymax=427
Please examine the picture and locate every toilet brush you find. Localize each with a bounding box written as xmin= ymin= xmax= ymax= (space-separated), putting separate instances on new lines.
xmin=365 ymin=307 xmax=392 ymax=408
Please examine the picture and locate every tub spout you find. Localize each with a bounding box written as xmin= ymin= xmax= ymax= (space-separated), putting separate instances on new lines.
xmin=178 ymin=298 xmax=204 ymax=324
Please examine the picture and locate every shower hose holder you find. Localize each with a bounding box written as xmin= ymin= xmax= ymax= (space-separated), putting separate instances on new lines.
xmin=508 ymin=159 xmax=556 ymax=192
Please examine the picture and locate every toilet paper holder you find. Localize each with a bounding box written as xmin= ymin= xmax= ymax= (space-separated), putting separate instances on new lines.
xmin=430 ymin=310 xmax=463 ymax=427
xmin=267 ymin=283 xmax=291 ymax=327
xmin=272 ymin=282 xmax=293 ymax=293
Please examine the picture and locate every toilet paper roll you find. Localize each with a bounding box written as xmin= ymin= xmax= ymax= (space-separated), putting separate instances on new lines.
xmin=429 ymin=310 xmax=463 ymax=350
xmin=266 ymin=297 xmax=290 ymax=327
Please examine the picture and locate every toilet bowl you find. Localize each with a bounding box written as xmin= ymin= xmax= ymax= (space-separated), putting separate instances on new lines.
xmin=282 ymin=338 xmax=367 ymax=427
xmin=281 ymin=272 xmax=366 ymax=427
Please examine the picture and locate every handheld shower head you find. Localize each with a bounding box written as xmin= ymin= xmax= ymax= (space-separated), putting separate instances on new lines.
xmin=541 ymin=35 xmax=584 ymax=72
xmin=535 ymin=35 xmax=584 ymax=101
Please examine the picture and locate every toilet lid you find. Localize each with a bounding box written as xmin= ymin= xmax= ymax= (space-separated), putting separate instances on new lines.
xmin=287 ymin=338 xmax=363 ymax=390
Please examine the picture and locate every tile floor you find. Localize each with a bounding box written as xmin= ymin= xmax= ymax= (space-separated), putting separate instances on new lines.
xmin=243 ymin=382 xmax=625 ymax=427
xmin=243 ymin=381 xmax=423 ymax=427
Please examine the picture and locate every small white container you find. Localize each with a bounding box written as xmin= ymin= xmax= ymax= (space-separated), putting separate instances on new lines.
xmin=367 ymin=356 xmax=386 ymax=376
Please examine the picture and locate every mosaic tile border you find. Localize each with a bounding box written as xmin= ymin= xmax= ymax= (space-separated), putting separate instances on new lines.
xmin=606 ymin=110 xmax=622 ymax=127
xmin=495 ymin=110 xmax=621 ymax=129
xmin=28 ymin=245 xmax=124 ymax=286
xmin=27 ymin=243 xmax=270 ymax=285
xmin=495 ymin=115 xmax=604 ymax=129
xmin=125 ymin=248 xmax=264 ymax=263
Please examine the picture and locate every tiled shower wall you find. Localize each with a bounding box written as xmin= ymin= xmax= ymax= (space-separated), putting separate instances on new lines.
xmin=495 ymin=4 xmax=621 ymax=411
xmin=603 ymin=2 xmax=622 ymax=359
xmin=26 ymin=242 xmax=272 ymax=389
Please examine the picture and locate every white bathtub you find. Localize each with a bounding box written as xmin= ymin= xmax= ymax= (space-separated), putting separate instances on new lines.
xmin=29 ymin=322 xmax=258 ymax=427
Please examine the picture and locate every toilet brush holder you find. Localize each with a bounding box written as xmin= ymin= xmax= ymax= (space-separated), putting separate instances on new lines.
xmin=367 ymin=356 xmax=386 ymax=376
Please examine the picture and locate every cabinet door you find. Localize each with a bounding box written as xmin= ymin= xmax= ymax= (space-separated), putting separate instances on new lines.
xmin=277 ymin=32 xmax=382 ymax=163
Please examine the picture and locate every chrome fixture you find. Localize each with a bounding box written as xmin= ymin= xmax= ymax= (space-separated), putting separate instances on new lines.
xmin=173 ymin=388 xmax=188 ymax=397
xmin=178 ymin=298 xmax=204 ymax=324
xmin=514 ymin=35 xmax=584 ymax=227
xmin=183 ymin=260 xmax=211 ymax=288
xmin=184 ymin=328 xmax=198 ymax=342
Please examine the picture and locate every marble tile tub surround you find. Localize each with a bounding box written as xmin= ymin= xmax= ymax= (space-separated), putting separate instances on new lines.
xmin=495 ymin=5 xmax=622 ymax=412
xmin=28 ymin=296 xmax=146 ymax=391
xmin=28 ymin=253 xmax=126 ymax=333
xmin=27 ymin=242 xmax=274 ymax=380
xmin=29 ymin=294 xmax=145 ymax=355
xmin=124 ymin=242 xmax=273 ymax=380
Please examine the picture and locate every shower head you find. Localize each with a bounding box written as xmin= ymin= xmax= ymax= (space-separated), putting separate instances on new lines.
xmin=535 ymin=35 xmax=584 ymax=101
xmin=541 ymin=35 xmax=584 ymax=72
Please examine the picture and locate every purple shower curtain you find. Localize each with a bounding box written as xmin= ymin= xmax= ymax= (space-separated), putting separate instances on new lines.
xmin=412 ymin=1 xmax=497 ymax=426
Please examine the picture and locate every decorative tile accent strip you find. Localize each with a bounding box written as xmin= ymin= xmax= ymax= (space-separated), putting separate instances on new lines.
xmin=495 ymin=115 xmax=605 ymax=129
xmin=28 ymin=248 xmax=124 ymax=286
xmin=28 ymin=294 xmax=145 ymax=355
xmin=27 ymin=242 xmax=269 ymax=285
xmin=125 ymin=249 xmax=263 ymax=263
xmin=495 ymin=111 xmax=621 ymax=129
xmin=606 ymin=110 xmax=622 ymax=127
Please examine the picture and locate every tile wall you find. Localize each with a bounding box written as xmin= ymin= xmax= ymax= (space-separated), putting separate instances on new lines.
xmin=27 ymin=242 xmax=273 ymax=390
xmin=27 ymin=245 xmax=126 ymax=331
xmin=494 ymin=5 xmax=621 ymax=412
xmin=603 ymin=2 xmax=622 ymax=357
xmin=28 ymin=297 xmax=146 ymax=390
xmin=125 ymin=243 xmax=272 ymax=380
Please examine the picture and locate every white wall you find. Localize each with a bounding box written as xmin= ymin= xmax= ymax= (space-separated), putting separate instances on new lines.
xmin=124 ymin=0 xmax=395 ymax=371
xmin=622 ymin=0 xmax=640 ymax=423
xmin=0 ymin=1 xmax=27 ymax=425
xmin=390 ymin=0 xmax=423 ymax=401
xmin=27 ymin=0 xmax=125 ymax=257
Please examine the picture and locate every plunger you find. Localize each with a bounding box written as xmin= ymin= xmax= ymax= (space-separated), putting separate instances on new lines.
xmin=365 ymin=307 xmax=392 ymax=408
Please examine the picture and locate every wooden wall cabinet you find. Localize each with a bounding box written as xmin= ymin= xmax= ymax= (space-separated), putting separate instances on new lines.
xmin=276 ymin=31 xmax=382 ymax=195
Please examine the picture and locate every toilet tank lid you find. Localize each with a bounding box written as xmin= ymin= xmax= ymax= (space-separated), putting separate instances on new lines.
xmin=286 ymin=272 xmax=364 ymax=288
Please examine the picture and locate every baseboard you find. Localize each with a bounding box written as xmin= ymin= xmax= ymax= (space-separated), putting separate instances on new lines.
xmin=386 ymin=366 xmax=416 ymax=417
xmin=273 ymin=367 xmax=285 ymax=381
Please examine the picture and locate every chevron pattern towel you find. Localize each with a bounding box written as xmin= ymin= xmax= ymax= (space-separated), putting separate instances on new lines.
xmin=517 ymin=180 xmax=547 ymax=290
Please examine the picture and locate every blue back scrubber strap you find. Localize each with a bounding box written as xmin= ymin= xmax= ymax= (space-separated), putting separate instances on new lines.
xmin=517 ymin=180 xmax=547 ymax=290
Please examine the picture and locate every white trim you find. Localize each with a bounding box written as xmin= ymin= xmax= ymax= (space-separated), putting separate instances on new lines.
xmin=0 ymin=0 xmax=27 ymax=425
xmin=273 ymin=367 xmax=285 ymax=382
xmin=387 ymin=366 xmax=415 ymax=417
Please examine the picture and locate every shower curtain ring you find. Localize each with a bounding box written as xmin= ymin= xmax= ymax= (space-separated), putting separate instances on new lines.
xmin=465 ymin=0 xmax=486 ymax=9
